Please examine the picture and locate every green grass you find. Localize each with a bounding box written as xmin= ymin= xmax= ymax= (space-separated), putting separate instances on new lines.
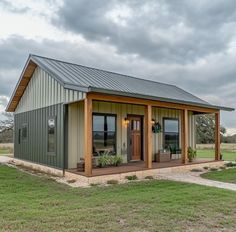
xmin=201 ymin=168 xmax=236 ymax=184
xmin=197 ymin=149 xmax=236 ymax=161
xmin=0 ymin=165 xmax=236 ymax=231
xmin=0 ymin=147 xmax=12 ymax=155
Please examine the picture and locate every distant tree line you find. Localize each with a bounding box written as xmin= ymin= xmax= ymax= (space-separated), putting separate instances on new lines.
xmin=0 ymin=113 xmax=13 ymax=143
xmin=196 ymin=114 xmax=236 ymax=144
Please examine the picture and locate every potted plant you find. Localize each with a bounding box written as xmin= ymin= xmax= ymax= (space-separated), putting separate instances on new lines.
xmin=97 ymin=151 xmax=110 ymax=168
xmin=110 ymin=155 xmax=123 ymax=166
xmin=220 ymin=153 xmax=223 ymax=160
xmin=188 ymin=147 xmax=197 ymax=162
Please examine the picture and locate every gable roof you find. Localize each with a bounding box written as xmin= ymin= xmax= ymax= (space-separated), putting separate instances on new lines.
xmin=6 ymin=54 xmax=234 ymax=112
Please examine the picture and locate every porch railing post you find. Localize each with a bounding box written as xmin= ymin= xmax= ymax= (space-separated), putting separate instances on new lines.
xmin=181 ymin=109 xmax=188 ymax=164
xmin=145 ymin=104 xmax=152 ymax=168
xmin=84 ymin=96 xmax=93 ymax=176
xmin=215 ymin=111 xmax=220 ymax=161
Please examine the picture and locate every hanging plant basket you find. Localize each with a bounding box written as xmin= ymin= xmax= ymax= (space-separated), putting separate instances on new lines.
xmin=152 ymin=122 xmax=162 ymax=133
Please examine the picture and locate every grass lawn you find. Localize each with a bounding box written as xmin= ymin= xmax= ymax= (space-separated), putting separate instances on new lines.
xmin=197 ymin=149 xmax=236 ymax=161
xmin=0 ymin=147 xmax=12 ymax=155
xmin=201 ymin=168 xmax=236 ymax=184
xmin=0 ymin=166 xmax=236 ymax=231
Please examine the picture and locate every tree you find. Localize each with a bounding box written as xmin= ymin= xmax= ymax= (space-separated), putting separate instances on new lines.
xmin=0 ymin=112 xmax=14 ymax=143
xmin=196 ymin=114 xmax=226 ymax=144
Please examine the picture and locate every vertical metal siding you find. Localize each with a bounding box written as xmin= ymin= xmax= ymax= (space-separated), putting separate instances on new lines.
xmin=67 ymin=101 xmax=84 ymax=169
xmin=15 ymin=67 xmax=85 ymax=114
xmin=67 ymin=101 xmax=197 ymax=166
xmin=14 ymin=104 xmax=64 ymax=169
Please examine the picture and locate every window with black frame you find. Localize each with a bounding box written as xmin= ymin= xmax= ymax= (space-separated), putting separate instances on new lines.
xmin=93 ymin=114 xmax=116 ymax=155
xmin=163 ymin=118 xmax=180 ymax=153
xmin=47 ymin=118 xmax=56 ymax=153
xmin=22 ymin=124 xmax=28 ymax=141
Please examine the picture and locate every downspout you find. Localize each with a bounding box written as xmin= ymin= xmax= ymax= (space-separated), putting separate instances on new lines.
xmin=63 ymin=104 xmax=68 ymax=176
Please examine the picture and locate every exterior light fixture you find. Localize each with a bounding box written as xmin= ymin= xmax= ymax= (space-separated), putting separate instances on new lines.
xmin=151 ymin=118 xmax=155 ymax=124
xmin=124 ymin=117 xmax=130 ymax=125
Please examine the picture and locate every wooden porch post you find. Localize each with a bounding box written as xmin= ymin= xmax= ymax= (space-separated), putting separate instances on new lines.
xmin=181 ymin=109 xmax=188 ymax=164
xmin=84 ymin=97 xmax=93 ymax=176
xmin=145 ymin=104 xmax=152 ymax=168
xmin=215 ymin=111 xmax=221 ymax=161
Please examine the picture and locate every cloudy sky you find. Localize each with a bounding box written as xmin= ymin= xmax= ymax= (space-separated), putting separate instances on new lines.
xmin=0 ymin=0 xmax=236 ymax=134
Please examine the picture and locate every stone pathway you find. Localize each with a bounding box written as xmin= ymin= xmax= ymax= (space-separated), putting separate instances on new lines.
xmin=157 ymin=171 xmax=236 ymax=191
xmin=1 ymin=155 xmax=236 ymax=191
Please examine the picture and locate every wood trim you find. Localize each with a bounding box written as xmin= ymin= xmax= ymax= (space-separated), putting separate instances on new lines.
xmin=215 ymin=111 xmax=220 ymax=161
xmin=88 ymin=92 xmax=218 ymax=113
xmin=7 ymin=60 xmax=37 ymax=112
xmin=84 ymin=97 xmax=93 ymax=176
xmin=145 ymin=105 xmax=152 ymax=168
xmin=181 ymin=109 xmax=188 ymax=164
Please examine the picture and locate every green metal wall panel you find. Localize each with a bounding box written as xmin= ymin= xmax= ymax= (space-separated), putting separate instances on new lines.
xmin=14 ymin=104 xmax=65 ymax=169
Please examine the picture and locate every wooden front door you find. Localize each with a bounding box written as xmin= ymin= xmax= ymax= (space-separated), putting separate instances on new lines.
xmin=128 ymin=116 xmax=142 ymax=161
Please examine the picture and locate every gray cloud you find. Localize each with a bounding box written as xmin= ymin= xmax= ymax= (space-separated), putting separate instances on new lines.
xmin=0 ymin=0 xmax=29 ymax=13
xmin=53 ymin=0 xmax=236 ymax=64
xmin=1 ymin=24 xmax=236 ymax=129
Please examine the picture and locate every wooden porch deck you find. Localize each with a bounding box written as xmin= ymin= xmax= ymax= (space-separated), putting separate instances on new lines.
xmin=68 ymin=158 xmax=214 ymax=177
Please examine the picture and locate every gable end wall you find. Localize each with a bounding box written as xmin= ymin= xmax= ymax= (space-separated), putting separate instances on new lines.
xmin=15 ymin=66 xmax=86 ymax=114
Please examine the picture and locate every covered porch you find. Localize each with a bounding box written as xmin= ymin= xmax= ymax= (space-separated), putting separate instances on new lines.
xmin=68 ymin=158 xmax=215 ymax=177
xmin=66 ymin=92 xmax=221 ymax=177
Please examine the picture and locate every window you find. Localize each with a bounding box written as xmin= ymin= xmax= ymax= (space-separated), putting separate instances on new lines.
xmin=22 ymin=124 xmax=28 ymax=140
xmin=93 ymin=114 xmax=116 ymax=155
xmin=18 ymin=129 xmax=21 ymax=144
xmin=47 ymin=118 xmax=56 ymax=153
xmin=163 ymin=118 xmax=179 ymax=150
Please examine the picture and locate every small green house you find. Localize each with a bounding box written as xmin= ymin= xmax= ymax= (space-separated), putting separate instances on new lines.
xmin=6 ymin=54 xmax=233 ymax=176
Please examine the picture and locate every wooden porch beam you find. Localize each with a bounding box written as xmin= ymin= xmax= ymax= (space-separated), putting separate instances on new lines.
xmin=215 ymin=111 xmax=221 ymax=161
xmin=181 ymin=109 xmax=188 ymax=164
xmin=88 ymin=92 xmax=218 ymax=114
xmin=145 ymin=104 xmax=152 ymax=168
xmin=84 ymin=97 xmax=93 ymax=176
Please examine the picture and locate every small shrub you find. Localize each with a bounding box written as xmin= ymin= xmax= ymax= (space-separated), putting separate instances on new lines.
xmin=210 ymin=167 xmax=218 ymax=171
xmin=203 ymin=166 xmax=209 ymax=170
xmin=90 ymin=183 xmax=100 ymax=187
xmin=107 ymin=179 xmax=119 ymax=185
xmin=190 ymin=168 xmax=203 ymax=172
xmin=67 ymin=179 xmax=76 ymax=184
xmin=110 ymin=155 xmax=123 ymax=166
xmin=145 ymin=176 xmax=154 ymax=179
xmin=188 ymin=147 xmax=197 ymax=162
xmin=97 ymin=152 xmax=110 ymax=168
xmin=125 ymin=175 xmax=138 ymax=181
xmin=97 ymin=152 xmax=123 ymax=167
xmin=225 ymin=162 xmax=236 ymax=167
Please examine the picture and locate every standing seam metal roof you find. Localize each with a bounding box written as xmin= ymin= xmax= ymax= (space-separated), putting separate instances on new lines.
xmin=30 ymin=54 xmax=211 ymax=104
xmin=7 ymin=54 xmax=233 ymax=112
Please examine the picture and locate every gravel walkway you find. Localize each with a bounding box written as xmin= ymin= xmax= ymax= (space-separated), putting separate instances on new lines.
xmin=0 ymin=155 xmax=13 ymax=163
xmin=157 ymin=171 xmax=236 ymax=191
xmin=1 ymin=155 xmax=236 ymax=191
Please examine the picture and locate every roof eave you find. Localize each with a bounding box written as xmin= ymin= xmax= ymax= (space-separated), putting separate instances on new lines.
xmin=89 ymin=87 xmax=234 ymax=112
xmin=6 ymin=55 xmax=36 ymax=112
xmin=64 ymin=83 xmax=89 ymax=93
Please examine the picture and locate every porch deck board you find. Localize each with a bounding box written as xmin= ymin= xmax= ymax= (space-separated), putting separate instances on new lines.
xmin=68 ymin=158 xmax=214 ymax=177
